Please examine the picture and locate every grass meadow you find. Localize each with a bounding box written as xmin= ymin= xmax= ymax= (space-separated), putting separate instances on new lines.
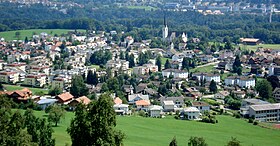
xmin=17 ymin=110 xmax=280 ymax=146
xmin=3 ymin=84 xmax=49 ymax=95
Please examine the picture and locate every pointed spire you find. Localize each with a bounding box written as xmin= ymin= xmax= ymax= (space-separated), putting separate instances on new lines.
xmin=164 ymin=12 xmax=167 ymax=27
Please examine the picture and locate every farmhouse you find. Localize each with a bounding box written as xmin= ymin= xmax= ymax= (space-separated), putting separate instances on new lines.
xmin=240 ymin=38 xmax=261 ymax=45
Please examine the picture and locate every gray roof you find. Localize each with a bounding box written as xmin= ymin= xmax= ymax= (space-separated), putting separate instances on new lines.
xmin=128 ymin=94 xmax=149 ymax=102
xmin=37 ymin=99 xmax=57 ymax=105
xmin=243 ymin=99 xmax=269 ymax=105
xmin=250 ymin=103 xmax=280 ymax=111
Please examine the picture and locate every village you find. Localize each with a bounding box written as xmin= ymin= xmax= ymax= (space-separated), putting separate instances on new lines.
xmin=0 ymin=21 xmax=280 ymax=125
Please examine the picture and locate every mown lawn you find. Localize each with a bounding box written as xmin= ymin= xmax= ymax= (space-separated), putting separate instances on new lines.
xmin=3 ymin=84 xmax=49 ymax=95
xmin=190 ymin=65 xmax=216 ymax=73
xmin=239 ymin=44 xmax=280 ymax=51
xmin=0 ymin=29 xmax=85 ymax=41
xmin=20 ymin=110 xmax=280 ymax=146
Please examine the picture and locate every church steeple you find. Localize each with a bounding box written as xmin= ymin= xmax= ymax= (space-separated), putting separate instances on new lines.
xmin=162 ymin=13 xmax=168 ymax=41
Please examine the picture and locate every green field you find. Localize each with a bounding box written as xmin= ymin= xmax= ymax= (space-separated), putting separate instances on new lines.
xmin=3 ymin=84 xmax=49 ymax=95
xmin=0 ymin=29 xmax=85 ymax=41
xmin=23 ymin=110 xmax=280 ymax=146
xmin=239 ymin=44 xmax=280 ymax=51
xmin=125 ymin=6 xmax=157 ymax=11
xmin=190 ymin=65 xmax=216 ymax=73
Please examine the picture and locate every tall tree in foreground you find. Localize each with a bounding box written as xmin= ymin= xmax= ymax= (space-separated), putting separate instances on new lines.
xmin=86 ymin=70 xmax=94 ymax=85
xmin=232 ymin=55 xmax=242 ymax=75
xmin=169 ymin=137 xmax=178 ymax=146
xmin=67 ymin=93 xmax=125 ymax=146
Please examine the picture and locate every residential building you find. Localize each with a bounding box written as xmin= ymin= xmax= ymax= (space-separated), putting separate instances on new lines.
xmin=148 ymin=105 xmax=163 ymax=118
xmin=128 ymin=94 xmax=149 ymax=104
xmin=180 ymin=107 xmax=201 ymax=120
xmin=249 ymin=103 xmax=280 ymax=122
xmin=214 ymin=91 xmax=230 ymax=99
xmin=135 ymin=100 xmax=150 ymax=111
xmin=51 ymin=77 xmax=65 ymax=89
xmin=225 ymin=76 xmax=255 ymax=88
xmin=162 ymin=69 xmax=188 ymax=79
xmin=273 ymin=88 xmax=280 ymax=102
xmin=192 ymin=101 xmax=210 ymax=113
xmin=133 ymin=64 xmax=158 ymax=75
xmin=68 ymin=96 xmax=91 ymax=108
xmin=113 ymin=104 xmax=129 ymax=115
xmin=0 ymin=70 xmax=20 ymax=84
xmin=23 ymin=74 xmax=47 ymax=88
xmin=29 ymin=66 xmax=50 ymax=75
xmin=193 ymin=73 xmax=221 ymax=83
xmin=5 ymin=88 xmax=32 ymax=103
xmin=5 ymin=62 xmax=26 ymax=72
xmin=55 ymin=92 xmax=74 ymax=104
xmin=163 ymin=100 xmax=175 ymax=112
xmin=269 ymin=64 xmax=280 ymax=76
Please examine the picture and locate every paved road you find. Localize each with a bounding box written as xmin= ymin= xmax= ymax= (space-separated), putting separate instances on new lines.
xmin=196 ymin=61 xmax=220 ymax=68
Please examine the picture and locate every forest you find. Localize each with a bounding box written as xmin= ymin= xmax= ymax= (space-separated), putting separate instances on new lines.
xmin=0 ymin=2 xmax=280 ymax=43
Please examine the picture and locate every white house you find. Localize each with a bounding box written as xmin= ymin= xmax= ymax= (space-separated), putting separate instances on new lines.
xmin=225 ymin=76 xmax=255 ymax=88
xmin=240 ymin=98 xmax=269 ymax=116
xmin=172 ymin=53 xmax=184 ymax=63
xmin=180 ymin=107 xmax=200 ymax=120
xmin=193 ymin=73 xmax=220 ymax=83
xmin=162 ymin=69 xmax=188 ymax=79
xmin=113 ymin=104 xmax=129 ymax=115
xmin=163 ymin=100 xmax=175 ymax=112
xmin=148 ymin=105 xmax=163 ymax=118
xmin=192 ymin=101 xmax=210 ymax=113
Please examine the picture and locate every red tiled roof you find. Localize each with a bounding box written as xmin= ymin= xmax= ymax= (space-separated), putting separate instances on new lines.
xmin=57 ymin=92 xmax=73 ymax=102
xmin=114 ymin=97 xmax=122 ymax=104
xmin=75 ymin=96 xmax=91 ymax=105
xmin=136 ymin=100 xmax=150 ymax=106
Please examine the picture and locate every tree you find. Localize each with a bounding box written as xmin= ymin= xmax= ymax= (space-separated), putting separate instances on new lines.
xmin=38 ymin=118 xmax=55 ymax=146
xmin=156 ymin=56 xmax=162 ymax=71
xmin=209 ymin=80 xmax=218 ymax=93
xmin=267 ymin=75 xmax=280 ymax=90
xmin=256 ymin=80 xmax=273 ymax=100
xmin=86 ymin=70 xmax=94 ymax=85
xmin=165 ymin=59 xmax=171 ymax=69
xmin=48 ymin=86 xmax=62 ymax=96
xmin=169 ymin=137 xmax=177 ymax=146
xmin=120 ymin=51 xmax=125 ymax=60
xmin=233 ymin=55 xmax=242 ymax=75
xmin=0 ymin=83 xmax=4 ymax=91
xmin=48 ymin=105 xmax=65 ymax=127
xmin=67 ymin=93 xmax=125 ymax=146
xmin=182 ymin=57 xmax=189 ymax=70
xmin=227 ymin=137 xmax=241 ymax=146
xmin=188 ymin=136 xmax=208 ymax=146
xmin=129 ymin=54 xmax=135 ymax=68
xmin=70 ymin=75 xmax=89 ymax=97
xmin=24 ymin=109 xmax=39 ymax=143
xmin=92 ymin=71 xmax=98 ymax=85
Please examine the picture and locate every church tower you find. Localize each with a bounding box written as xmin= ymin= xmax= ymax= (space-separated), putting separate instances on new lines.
xmin=162 ymin=14 xmax=168 ymax=41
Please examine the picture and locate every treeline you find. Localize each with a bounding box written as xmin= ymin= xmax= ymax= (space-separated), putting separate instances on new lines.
xmin=1 ymin=3 xmax=280 ymax=43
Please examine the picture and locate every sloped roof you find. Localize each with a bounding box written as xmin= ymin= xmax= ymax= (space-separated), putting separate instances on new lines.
xmin=57 ymin=92 xmax=73 ymax=102
xmin=75 ymin=96 xmax=91 ymax=105
xmin=114 ymin=97 xmax=123 ymax=104
xmin=135 ymin=100 xmax=150 ymax=106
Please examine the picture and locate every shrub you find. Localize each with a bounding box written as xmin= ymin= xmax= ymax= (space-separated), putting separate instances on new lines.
xmin=253 ymin=121 xmax=258 ymax=125
xmin=248 ymin=118 xmax=253 ymax=123
xmin=138 ymin=110 xmax=146 ymax=117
